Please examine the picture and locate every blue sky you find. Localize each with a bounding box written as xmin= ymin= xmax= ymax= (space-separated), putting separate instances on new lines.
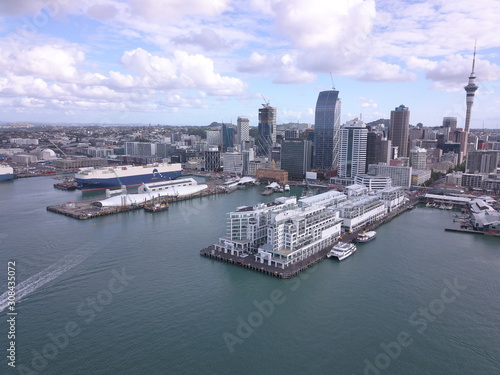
xmin=1 ymin=0 xmax=500 ymax=128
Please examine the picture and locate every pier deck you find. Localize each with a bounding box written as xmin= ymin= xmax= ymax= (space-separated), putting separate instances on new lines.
xmin=47 ymin=188 xmax=224 ymax=220
xmin=200 ymin=201 xmax=417 ymax=278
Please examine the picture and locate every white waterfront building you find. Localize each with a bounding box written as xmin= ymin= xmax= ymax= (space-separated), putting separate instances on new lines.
xmin=377 ymin=186 xmax=406 ymax=212
xmin=213 ymin=196 xmax=343 ymax=269
xmin=255 ymin=205 xmax=342 ymax=268
xmin=212 ymin=184 xmax=406 ymax=268
xmin=215 ymin=197 xmax=299 ymax=256
xmin=339 ymin=195 xmax=388 ymax=232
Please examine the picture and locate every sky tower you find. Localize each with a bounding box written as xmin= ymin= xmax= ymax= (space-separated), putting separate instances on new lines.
xmin=463 ymin=43 xmax=478 ymax=160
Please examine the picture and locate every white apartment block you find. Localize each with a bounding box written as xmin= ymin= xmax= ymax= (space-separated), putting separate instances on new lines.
xmin=339 ymin=196 xmax=388 ymax=232
xmin=368 ymin=163 xmax=412 ymax=188
xmin=255 ymin=205 xmax=342 ymax=268
xmin=377 ymin=187 xmax=406 ymax=212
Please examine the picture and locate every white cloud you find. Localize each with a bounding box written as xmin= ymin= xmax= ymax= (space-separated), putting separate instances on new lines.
xmin=358 ymin=97 xmax=378 ymax=108
xmin=0 ymin=40 xmax=84 ymax=82
xmin=111 ymin=48 xmax=245 ymax=95
xmin=129 ymin=0 xmax=230 ymax=23
xmin=356 ymin=60 xmax=416 ymax=82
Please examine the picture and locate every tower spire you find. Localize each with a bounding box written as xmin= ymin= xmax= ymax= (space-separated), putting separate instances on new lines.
xmin=471 ymin=40 xmax=477 ymax=74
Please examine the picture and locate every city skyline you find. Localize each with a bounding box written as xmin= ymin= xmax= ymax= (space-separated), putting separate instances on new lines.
xmin=1 ymin=1 xmax=500 ymax=128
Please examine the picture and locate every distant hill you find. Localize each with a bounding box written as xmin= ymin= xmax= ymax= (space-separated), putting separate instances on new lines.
xmin=366 ymin=118 xmax=390 ymax=127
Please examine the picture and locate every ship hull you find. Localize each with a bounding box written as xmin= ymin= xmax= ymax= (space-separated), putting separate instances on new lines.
xmin=0 ymin=173 xmax=14 ymax=182
xmin=76 ymin=170 xmax=182 ymax=191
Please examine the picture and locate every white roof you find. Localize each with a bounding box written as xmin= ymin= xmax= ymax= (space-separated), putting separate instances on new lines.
xmin=424 ymin=193 xmax=472 ymax=203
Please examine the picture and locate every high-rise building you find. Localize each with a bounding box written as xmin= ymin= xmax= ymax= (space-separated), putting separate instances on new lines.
xmin=465 ymin=150 xmax=499 ymax=174
xmin=338 ymin=118 xmax=367 ymax=178
xmin=205 ymin=148 xmax=221 ymax=172
xmin=221 ymin=123 xmax=235 ymax=152
xmin=206 ymin=130 xmax=221 ymax=146
xmin=237 ymin=117 xmax=250 ymax=145
xmin=223 ymin=152 xmax=243 ymax=175
xmin=366 ymin=132 xmax=391 ymax=172
xmin=313 ymin=90 xmax=341 ymax=171
xmin=257 ymin=104 xmax=277 ymax=157
xmin=281 ymin=139 xmax=312 ymax=180
xmin=442 ymin=117 xmax=457 ymax=132
xmin=409 ymin=146 xmax=427 ymax=170
xmin=463 ymin=45 xmax=478 ymax=159
xmin=389 ymin=104 xmax=410 ymax=158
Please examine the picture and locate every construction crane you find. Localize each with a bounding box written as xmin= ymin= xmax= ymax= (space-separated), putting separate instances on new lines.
xmin=261 ymin=94 xmax=270 ymax=107
xmin=48 ymin=139 xmax=68 ymax=158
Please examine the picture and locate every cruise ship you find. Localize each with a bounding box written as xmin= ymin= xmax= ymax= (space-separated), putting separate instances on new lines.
xmin=75 ymin=163 xmax=182 ymax=190
xmin=327 ymin=242 xmax=357 ymax=261
xmin=0 ymin=164 xmax=14 ymax=182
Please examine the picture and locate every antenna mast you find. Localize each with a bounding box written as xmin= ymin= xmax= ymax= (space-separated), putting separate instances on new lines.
xmin=330 ymin=72 xmax=335 ymax=90
xmin=472 ymin=40 xmax=477 ymax=73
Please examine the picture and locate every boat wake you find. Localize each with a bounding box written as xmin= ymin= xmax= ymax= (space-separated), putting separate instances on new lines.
xmin=0 ymin=248 xmax=97 ymax=312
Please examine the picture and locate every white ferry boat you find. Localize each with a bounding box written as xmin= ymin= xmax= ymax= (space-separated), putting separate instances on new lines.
xmin=356 ymin=231 xmax=377 ymax=243
xmin=327 ymin=242 xmax=357 ymax=261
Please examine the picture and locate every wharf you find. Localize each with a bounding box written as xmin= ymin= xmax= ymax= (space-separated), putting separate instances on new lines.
xmin=47 ymin=188 xmax=223 ymax=220
xmin=200 ymin=201 xmax=416 ymax=278
xmin=445 ymin=227 xmax=484 ymax=235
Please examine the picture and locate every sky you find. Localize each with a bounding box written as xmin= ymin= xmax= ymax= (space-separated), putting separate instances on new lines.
xmin=1 ymin=0 xmax=500 ymax=129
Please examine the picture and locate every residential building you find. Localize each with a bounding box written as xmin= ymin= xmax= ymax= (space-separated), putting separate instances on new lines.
xmin=409 ymin=146 xmax=427 ymax=170
xmin=466 ymin=150 xmax=499 ymax=174
xmin=237 ymin=116 xmax=250 ymax=145
xmin=339 ymin=195 xmax=387 ymax=232
xmin=377 ymin=187 xmax=405 ymax=212
xmin=338 ymin=118 xmax=367 ymax=178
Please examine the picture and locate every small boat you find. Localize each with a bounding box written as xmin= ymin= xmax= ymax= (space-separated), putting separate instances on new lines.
xmin=356 ymin=231 xmax=376 ymax=243
xmin=327 ymin=242 xmax=357 ymax=261
xmin=284 ymin=184 xmax=290 ymax=191
xmin=144 ymin=203 xmax=169 ymax=213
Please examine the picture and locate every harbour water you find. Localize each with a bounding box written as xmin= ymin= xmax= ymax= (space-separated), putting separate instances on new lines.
xmin=1 ymin=176 xmax=499 ymax=374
